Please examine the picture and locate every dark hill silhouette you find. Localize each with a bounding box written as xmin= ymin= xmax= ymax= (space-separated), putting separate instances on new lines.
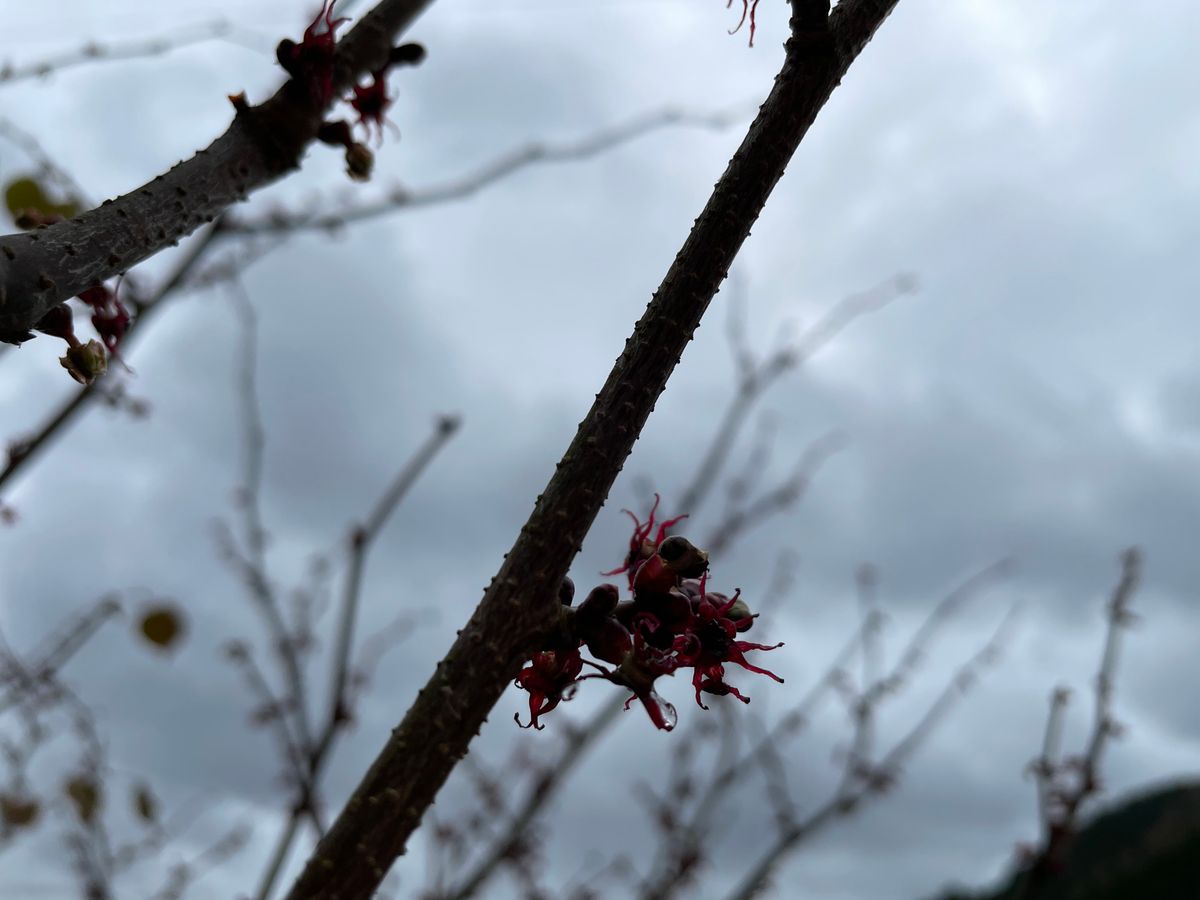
xmin=932 ymin=780 xmax=1200 ymax=900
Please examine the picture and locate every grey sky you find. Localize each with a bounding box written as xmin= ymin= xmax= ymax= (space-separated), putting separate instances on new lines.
xmin=1 ymin=1 xmax=1198 ymax=898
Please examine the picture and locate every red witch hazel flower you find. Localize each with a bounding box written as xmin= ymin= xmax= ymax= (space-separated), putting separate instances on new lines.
xmin=276 ymin=0 xmax=349 ymax=105
xmin=727 ymin=0 xmax=761 ymax=46
xmin=349 ymin=71 xmax=395 ymax=145
xmin=513 ymin=495 xmax=784 ymax=732
xmin=514 ymin=648 xmax=583 ymax=730
xmin=673 ymin=586 xmax=784 ymax=709
xmin=274 ymin=1 xmax=426 ymax=178
xmin=348 ymin=45 xmax=425 ymax=144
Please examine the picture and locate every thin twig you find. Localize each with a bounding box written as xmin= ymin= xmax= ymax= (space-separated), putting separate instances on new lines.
xmin=435 ymin=697 xmax=625 ymax=900
xmin=0 ymin=100 xmax=753 ymax=499
xmin=725 ymin=603 xmax=1020 ymax=900
xmin=0 ymin=222 xmax=224 ymax=496
xmin=0 ymin=117 xmax=92 ymax=207
xmin=224 ymin=104 xmax=754 ymax=235
xmin=1012 ymin=548 xmax=1141 ymax=899
xmin=226 ymin=280 xmax=318 ymax=775
xmin=0 ymin=21 xmax=254 ymax=86
xmin=637 ymin=614 xmax=875 ymax=900
xmin=0 ymin=598 xmax=120 ymax=714
xmin=703 ymin=430 xmax=846 ymax=557
xmin=252 ymin=416 xmax=460 ymax=900
xmin=677 ymin=273 xmax=915 ymax=518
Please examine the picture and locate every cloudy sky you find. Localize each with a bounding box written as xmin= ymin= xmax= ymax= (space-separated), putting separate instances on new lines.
xmin=1 ymin=0 xmax=1198 ymax=897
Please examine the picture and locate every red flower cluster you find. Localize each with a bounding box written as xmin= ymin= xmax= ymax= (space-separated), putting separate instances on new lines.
xmin=514 ymin=496 xmax=784 ymax=731
xmin=276 ymin=2 xmax=426 ymax=139
xmin=275 ymin=4 xmax=426 ymax=178
xmin=349 ymin=44 xmax=426 ymax=144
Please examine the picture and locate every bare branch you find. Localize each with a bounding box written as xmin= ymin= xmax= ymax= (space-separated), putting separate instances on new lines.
xmin=0 ymin=598 xmax=120 ymax=714
xmin=636 ymin=610 xmax=876 ymax=900
xmin=703 ymin=430 xmax=846 ymax=558
xmin=1012 ymin=547 xmax=1142 ymax=898
xmin=252 ymin=416 xmax=459 ymax=900
xmin=639 ymin=557 xmax=1010 ymax=900
xmin=0 ymin=21 xmax=257 ymax=86
xmin=284 ymin=4 xmax=903 ymax=895
xmin=222 ymin=280 xmax=320 ymax=792
xmin=677 ymin=273 xmax=914 ymax=518
xmin=434 ymin=697 xmax=625 ymax=900
xmin=149 ymin=823 xmax=251 ymax=900
xmin=724 ymin=603 xmax=1020 ymax=900
xmin=0 ymin=118 xmax=92 ymax=208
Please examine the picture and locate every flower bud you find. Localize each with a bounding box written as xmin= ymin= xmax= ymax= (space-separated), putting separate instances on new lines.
xmin=389 ymin=43 xmax=426 ymax=66
xmin=657 ymin=535 xmax=708 ymax=578
xmin=585 ymin=618 xmax=632 ymax=666
xmin=60 ymin=339 xmax=107 ymax=385
xmin=345 ymin=143 xmax=374 ymax=181
xmin=575 ymin=584 xmax=620 ymax=635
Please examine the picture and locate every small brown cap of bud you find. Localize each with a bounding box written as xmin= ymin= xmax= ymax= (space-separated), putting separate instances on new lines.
xmin=60 ymin=339 xmax=107 ymax=385
xmin=345 ymin=143 xmax=375 ymax=181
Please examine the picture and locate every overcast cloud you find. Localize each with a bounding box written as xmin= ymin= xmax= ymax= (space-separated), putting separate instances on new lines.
xmin=1 ymin=1 xmax=1198 ymax=898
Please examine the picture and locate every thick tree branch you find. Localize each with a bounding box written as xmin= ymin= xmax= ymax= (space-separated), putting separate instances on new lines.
xmin=0 ymin=222 xmax=223 ymax=496
xmin=0 ymin=0 xmax=434 ymax=344
xmin=0 ymin=103 xmax=744 ymax=497
xmin=284 ymin=2 xmax=901 ymax=896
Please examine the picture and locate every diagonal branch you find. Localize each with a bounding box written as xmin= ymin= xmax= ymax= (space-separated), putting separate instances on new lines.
xmin=676 ymin=273 xmax=914 ymax=518
xmin=284 ymin=2 xmax=902 ymax=896
xmin=0 ymin=0 xmax=435 ymax=343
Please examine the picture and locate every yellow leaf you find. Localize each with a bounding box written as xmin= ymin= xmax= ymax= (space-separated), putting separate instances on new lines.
xmin=3 ymin=175 xmax=79 ymax=226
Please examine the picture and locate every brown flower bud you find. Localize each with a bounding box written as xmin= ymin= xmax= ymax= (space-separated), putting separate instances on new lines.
xmin=345 ymin=142 xmax=374 ymax=181
xmin=60 ymin=339 xmax=107 ymax=385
